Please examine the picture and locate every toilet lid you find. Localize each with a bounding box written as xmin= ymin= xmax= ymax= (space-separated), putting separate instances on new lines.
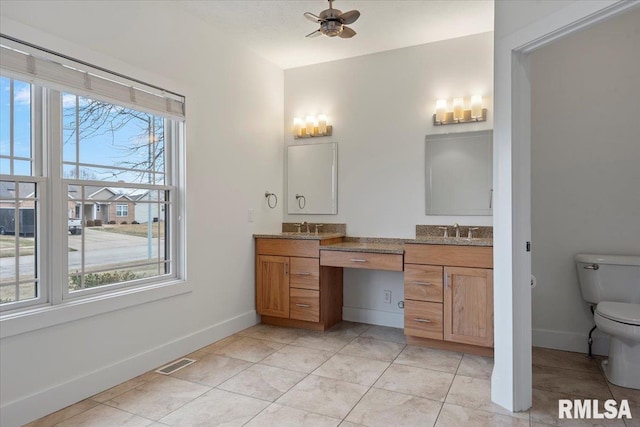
xmin=596 ymin=302 xmax=640 ymax=326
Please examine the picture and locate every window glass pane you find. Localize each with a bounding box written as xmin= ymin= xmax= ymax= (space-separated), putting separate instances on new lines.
xmin=13 ymin=80 xmax=31 ymax=158
xmin=62 ymin=93 xmax=77 ymax=165
xmin=0 ymin=180 xmax=38 ymax=306
xmin=0 ymin=158 xmax=9 ymax=174
xmin=0 ymin=77 xmax=9 ymax=157
xmin=14 ymin=159 xmax=31 ymax=176
xmin=67 ymin=184 xmax=170 ymax=293
xmin=62 ymin=94 xmax=165 ymax=184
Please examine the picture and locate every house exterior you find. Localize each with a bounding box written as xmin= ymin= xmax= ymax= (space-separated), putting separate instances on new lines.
xmin=68 ymin=186 xmax=137 ymax=224
xmin=0 ymin=181 xmax=36 ymax=235
xmin=133 ymin=191 xmax=165 ymax=224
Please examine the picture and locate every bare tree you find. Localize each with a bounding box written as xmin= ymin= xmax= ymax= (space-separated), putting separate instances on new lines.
xmin=63 ymin=97 xmax=164 ymax=183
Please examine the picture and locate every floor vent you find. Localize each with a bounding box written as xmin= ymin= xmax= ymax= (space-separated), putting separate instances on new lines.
xmin=155 ymin=358 xmax=196 ymax=375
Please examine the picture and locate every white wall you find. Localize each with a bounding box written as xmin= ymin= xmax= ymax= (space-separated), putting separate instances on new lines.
xmin=530 ymin=7 xmax=640 ymax=354
xmin=284 ymin=33 xmax=493 ymax=326
xmin=0 ymin=2 xmax=283 ymax=425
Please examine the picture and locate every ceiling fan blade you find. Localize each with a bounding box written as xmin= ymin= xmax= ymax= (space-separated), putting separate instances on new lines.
xmin=304 ymin=12 xmax=321 ymax=23
xmin=306 ymin=29 xmax=322 ymax=38
xmin=339 ymin=10 xmax=360 ymax=25
xmin=339 ymin=26 xmax=356 ymax=38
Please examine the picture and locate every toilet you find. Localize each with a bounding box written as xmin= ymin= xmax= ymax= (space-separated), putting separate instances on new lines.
xmin=575 ymin=254 xmax=640 ymax=389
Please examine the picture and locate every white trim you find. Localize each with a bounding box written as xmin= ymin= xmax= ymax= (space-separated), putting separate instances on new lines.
xmin=0 ymin=280 xmax=191 ymax=338
xmin=532 ymin=328 xmax=610 ymax=356
xmin=342 ymin=306 xmax=404 ymax=328
xmin=0 ymin=309 xmax=259 ymax=427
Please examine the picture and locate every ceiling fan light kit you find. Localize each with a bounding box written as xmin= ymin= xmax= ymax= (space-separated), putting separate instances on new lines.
xmin=304 ymin=0 xmax=360 ymax=39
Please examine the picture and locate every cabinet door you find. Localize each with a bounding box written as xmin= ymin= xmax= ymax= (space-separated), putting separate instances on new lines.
xmin=256 ymin=255 xmax=290 ymax=318
xmin=444 ymin=267 xmax=493 ymax=347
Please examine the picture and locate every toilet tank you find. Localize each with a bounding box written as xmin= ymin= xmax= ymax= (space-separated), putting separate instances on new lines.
xmin=575 ymin=254 xmax=640 ymax=304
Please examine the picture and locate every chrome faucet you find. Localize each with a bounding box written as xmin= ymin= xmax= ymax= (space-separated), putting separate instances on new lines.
xmin=453 ymin=223 xmax=461 ymax=238
xmin=300 ymin=221 xmax=310 ymax=233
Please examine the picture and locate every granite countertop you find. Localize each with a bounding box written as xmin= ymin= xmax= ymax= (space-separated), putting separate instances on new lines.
xmin=320 ymin=241 xmax=405 ymax=255
xmin=253 ymin=232 xmax=345 ymax=241
xmin=409 ymin=236 xmax=493 ymax=247
xmin=254 ymin=232 xmax=492 ymax=247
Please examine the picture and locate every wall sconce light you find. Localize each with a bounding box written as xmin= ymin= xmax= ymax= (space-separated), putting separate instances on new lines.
xmin=433 ymin=96 xmax=487 ymax=126
xmin=293 ymin=114 xmax=333 ymax=139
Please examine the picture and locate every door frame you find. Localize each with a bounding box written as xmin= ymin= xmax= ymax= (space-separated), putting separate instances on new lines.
xmin=492 ymin=0 xmax=640 ymax=412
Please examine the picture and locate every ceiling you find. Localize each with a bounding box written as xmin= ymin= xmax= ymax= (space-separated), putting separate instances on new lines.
xmin=177 ymin=0 xmax=494 ymax=69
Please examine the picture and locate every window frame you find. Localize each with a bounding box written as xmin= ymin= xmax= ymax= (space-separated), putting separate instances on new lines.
xmin=115 ymin=203 xmax=129 ymax=217
xmin=0 ymin=45 xmax=188 ymax=333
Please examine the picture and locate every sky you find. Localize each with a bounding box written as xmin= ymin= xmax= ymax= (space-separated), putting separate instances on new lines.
xmin=0 ymin=76 xmax=165 ymax=188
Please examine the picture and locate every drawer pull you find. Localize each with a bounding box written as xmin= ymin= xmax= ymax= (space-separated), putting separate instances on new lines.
xmin=295 ymin=303 xmax=311 ymax=308
xmin=413 ymin=318 xmax=432 ymax=323
xmin=350 ymin=258 xmax=367 ymax=263
xmin=413 ymin=281 xmax=432 ymax=286
xmin=295 ymin=272 xmax=311 ymax=276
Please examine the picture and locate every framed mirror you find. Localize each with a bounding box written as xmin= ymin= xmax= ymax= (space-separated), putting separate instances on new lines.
xmin=425 ymin=130 xmax=492 ymax=215
xmin=287 ymin=142 xmax=337 ymax=214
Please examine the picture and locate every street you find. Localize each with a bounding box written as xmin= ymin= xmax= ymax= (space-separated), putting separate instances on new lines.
xmin=1 ymin=228 xmax=163 ymax=281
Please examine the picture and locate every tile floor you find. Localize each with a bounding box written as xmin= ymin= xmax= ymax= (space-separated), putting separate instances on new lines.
xmin=26 ymin=322 xmax=639 ymax=427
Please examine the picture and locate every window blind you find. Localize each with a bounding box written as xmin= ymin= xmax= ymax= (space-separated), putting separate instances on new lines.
xmin=0 ymin=36 xmax=185 ymax=120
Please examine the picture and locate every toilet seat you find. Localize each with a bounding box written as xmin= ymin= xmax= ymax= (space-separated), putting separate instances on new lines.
xmin=596 ymin=301 xmax=640 ymax=326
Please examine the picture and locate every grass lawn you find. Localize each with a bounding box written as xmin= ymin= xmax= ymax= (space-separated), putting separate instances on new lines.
xmin=90 ymin=222 xmax=165 ymax=238
xmin=0 ymin=235 xmax=35 ymax=258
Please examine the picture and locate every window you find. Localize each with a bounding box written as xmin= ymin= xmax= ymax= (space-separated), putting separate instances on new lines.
xmin=0 ymin=37 xmax=185 ymax=314
xmin=116 ymin=204 xmax=128 ymax=217
xmin=0 ymin=77 xmax=42 ymax=309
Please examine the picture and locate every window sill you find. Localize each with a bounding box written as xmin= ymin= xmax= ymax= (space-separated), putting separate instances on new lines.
xmin=0 ymin=280 xmax=191 ymax=339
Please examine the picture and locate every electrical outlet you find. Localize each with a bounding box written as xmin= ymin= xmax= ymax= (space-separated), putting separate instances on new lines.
xmin=383 ymin=290 xmax=392 ymax=304
xmin=247 ymin=209 xmax=254 ymax=223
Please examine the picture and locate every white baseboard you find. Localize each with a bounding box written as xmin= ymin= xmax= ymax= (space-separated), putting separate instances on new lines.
xmin=342 ymin=306 xmax=404 ymax=329
xmin=532 ymin=327 xmax=609 ymax=356
xmin=1 ymin=310 xmax=259 ymax=427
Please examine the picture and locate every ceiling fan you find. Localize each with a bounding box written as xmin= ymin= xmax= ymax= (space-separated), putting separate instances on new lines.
xmin=304 ymin=0 xmax=360 ymax=39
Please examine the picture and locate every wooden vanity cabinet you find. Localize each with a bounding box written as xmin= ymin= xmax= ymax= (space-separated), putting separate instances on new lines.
xmin=255 ymin=238 xmax=343 ymax=331
xmin=404 ymin=244 xmax=493 ymax=352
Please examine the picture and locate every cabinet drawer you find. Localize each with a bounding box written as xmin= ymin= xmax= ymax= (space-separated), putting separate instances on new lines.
xmin=290 ymin=257 xmax=320 ymax=290
xmin=405 ymin=244 xmax=493 ymax=268
xmin=320 ymin=250 xmax=403 ymax=271
xmin=256 ymin=238 xmax=319 ymax=258
xmin=404 ymin=300 xmax=443 ymax=340
xmin=290 ymin=288 xmax=320 ymax=322
xmin=404 ymin=264 xmax=443 ymax=302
